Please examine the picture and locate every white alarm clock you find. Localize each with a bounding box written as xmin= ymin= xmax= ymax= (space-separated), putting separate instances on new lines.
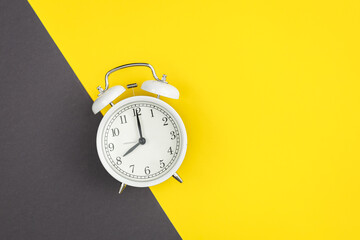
xmin=92 ymin=63 xmax=187 ymax=194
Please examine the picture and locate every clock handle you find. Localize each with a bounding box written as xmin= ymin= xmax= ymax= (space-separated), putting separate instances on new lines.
xmin=101 ymin=63 xmax=166 ymax=92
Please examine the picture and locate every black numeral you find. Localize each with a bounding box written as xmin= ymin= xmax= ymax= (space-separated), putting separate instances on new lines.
xmin=111 ymin=128 xmax=120 ymax=136
xmin=129 ymin=165 xmax=134 ymax=173
xmin=170 ymin=131 xmax=176 ymax=140
xmin=160 ymin=160 xmax=165 ymax=168
xmin=162 ymin=117 xmax=168 ymax=126
xmin=116 ymin=156 xmax=122 ymax=165
xmin=132 ymin=108 xmax=141 ymax=116
xmin=150 ymin=109 xmax=154 ymax=117
xmin=108 ymin=143 xmax=114 ymax=151
xmin=168 ymin=147 xmax=173 ymax=155
xmin=144 ymin=166 xmax=150 ymax=175
xmin=120 ymin=115 xmax=127 ymax=124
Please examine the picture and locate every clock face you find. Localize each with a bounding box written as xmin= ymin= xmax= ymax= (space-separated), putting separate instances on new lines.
xmin=97 ymin=96 xmax=186 ymax=187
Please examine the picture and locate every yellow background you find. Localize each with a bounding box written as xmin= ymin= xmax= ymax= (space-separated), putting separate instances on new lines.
xmin=29 ymin=0 xmax=360 ymax=239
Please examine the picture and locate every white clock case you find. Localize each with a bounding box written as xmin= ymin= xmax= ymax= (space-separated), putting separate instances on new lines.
xmin=96 ymin=95 xmax=187 ymax=187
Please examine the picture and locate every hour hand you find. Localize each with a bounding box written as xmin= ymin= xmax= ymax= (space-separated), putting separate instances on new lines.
xmin=123 ymin=142 xmax=140 ymax=157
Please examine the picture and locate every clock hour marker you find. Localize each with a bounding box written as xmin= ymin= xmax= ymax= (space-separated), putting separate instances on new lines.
xmin=168 ymin=146 xmax=173 ymax=155
xmin=111 ymin=128 xmax=120 ymax=136
xmin=132 ymin=108 xmax=141 ymax=116
xmin=170 ymin=131 xmax=176 ymax=140
xmin=162 ymin=117 xmax=168 ymax=126
xmin=108 ymin=143 xmax=114 ymax=151
xmin=119 ymin=115 xmax=127 ymax=124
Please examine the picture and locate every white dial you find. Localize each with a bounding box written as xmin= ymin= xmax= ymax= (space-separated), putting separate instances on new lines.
xmin=96 ymin=96 xmax=187 ymax=187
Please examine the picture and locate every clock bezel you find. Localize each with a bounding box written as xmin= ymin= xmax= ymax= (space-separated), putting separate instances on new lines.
xmin=96 ymin=95 xmax=187 ymax=187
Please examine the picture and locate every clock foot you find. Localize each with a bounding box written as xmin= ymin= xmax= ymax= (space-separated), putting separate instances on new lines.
xmin=172 ymin=173 xmax=183 ymax=183
xmin=118 ymin=183 xmax=126 ymax=194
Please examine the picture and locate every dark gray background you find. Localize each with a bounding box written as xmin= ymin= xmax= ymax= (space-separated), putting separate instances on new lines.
xmin=0 ymin=0 xmax=181 ymax=239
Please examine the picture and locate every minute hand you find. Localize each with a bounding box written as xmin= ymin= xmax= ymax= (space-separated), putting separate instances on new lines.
xmin=136 ymin=112 xmax=143 ymax=138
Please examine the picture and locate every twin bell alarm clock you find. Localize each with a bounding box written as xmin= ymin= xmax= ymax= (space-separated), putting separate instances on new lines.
xmin=92 ymin=63 xmax=187 ymax=194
